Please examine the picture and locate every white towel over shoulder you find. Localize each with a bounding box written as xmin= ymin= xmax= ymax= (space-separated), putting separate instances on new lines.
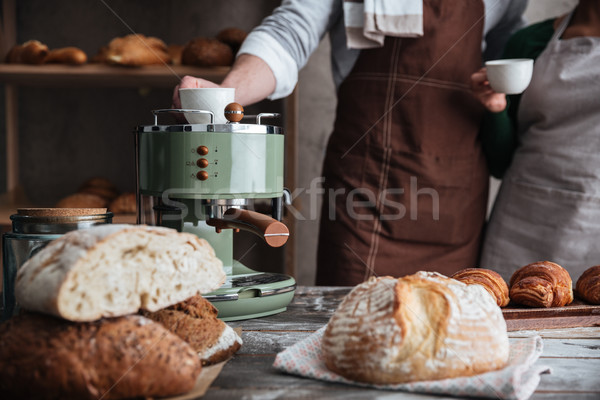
xmin=343 ymin=0 xmax=423 ymax=49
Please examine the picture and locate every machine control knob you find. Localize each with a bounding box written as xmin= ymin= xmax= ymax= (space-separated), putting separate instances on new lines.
xmin=224 ymin=103 xmax=244 ymax=123
xmin=197 ymin=158 xmax=209 ymax=168
xmin=196 ymin=171 xmax=209 ymax=181
xmin=197 ymin=145 xmax=209 ymax=155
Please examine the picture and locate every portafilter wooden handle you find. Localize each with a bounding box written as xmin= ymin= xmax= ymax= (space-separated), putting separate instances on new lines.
xmin=208 ymin=208 xmax=289 ymax=247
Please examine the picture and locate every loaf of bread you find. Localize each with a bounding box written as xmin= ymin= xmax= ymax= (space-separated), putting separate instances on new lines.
xmin=109 ymin=192 xmax=136 ymax=214
xmin=451 ymin=268 xmax=510 ymax=307
xmin=44 ymin=47 xmax=87 ymax=65
xmin=182 ymin=37 xmax=234 ymax=67
xmin=5 ymin=40 xmax=49 ymax=64
xmin=216 ymin=27 xmax=247 ymax=54
xmin=576 ymin=265 xmax=600 ymax=304
xmin=104 ymin=34 xmax=171 ymax=66
xmin=78 ymin=176 xmax=119 ymax=202
xmin=0 ymin=313 xmax=201 ymax=400
xmin=15 ymin=224 xmax=226 ymax=321
xmin=143 ymin=295 xmax=242 ymax=365
xmin=509 ymin=261 xmax=573 ymax=308
xmin=56 ymin=192 xmax=109 ymax=208
xmin=321 ymin=272 xmax=509 ymax=384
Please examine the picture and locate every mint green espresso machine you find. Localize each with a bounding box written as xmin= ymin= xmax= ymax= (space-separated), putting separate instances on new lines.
xmin=135 ymin=104 xmax=295 ymax=321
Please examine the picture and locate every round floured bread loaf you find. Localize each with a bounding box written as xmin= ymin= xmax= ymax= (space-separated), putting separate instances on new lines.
xmin=0 ymin=313 xmax=201 ymax=400
xmin=321 ymin=272 xmax=509 ymax=384
xmin=15 ymin=224 xmax=226 ymax=322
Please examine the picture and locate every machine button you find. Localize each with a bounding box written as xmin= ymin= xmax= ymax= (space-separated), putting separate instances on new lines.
xmin=197 ymin=145 xmax=209 ymax=155
xmin=197 ymin=158 xmax=209 ymax=168
xmin=196 ymin=171 xmax=209 ymax=181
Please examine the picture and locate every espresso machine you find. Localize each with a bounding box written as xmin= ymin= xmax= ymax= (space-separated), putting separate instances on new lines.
xmin=135 ymin=103 xmax=295 ymax=321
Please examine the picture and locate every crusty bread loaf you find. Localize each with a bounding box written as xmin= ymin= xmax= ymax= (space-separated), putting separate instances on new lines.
xmin=56 ymin=192 xmax=109 ymax=208
xmin=104 ymin=34 xmax=171 ymax=66
xmin=321 ymin=272 xmax=509 ymax=384
xmin=44 ymin=47 xmax=87 ymax=65
xmin=15 ymin=224 xmax=226 ymax=321
xmin=575 ymin=265 xmax=600 ymax=304
xmin=109 ymin=192 xmax=136 ymax=214
xmin=143 ymin=295 xmax=242 ymax=365
xmin=451 ymin=268 xmax=510 ymax=307
xmin=181 ymin=37 xmax=234 ymax=67
xmin=5 ymin=40 xmax=49 ymax=64
xmin=0 ymin=313 xmax=201 ymax=400
xmin=509 ymin=261 xmax=573 ymax=308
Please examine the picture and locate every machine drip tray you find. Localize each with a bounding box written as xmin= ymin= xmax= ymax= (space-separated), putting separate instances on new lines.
xmin=203 ymin=261 xmax=296 ymax=321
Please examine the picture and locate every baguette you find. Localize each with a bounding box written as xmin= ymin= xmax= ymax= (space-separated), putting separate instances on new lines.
xmin=15 ymin=224 xmax=226 ymax=321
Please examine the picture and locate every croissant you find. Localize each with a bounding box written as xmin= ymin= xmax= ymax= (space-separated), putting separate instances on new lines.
xmin=451 ymin=268 xmax=510 ymax=307
xmin=509 ymin=261 xmax=573 ymax=308
xmin=576 ymin=266 xmax=600 ymax=304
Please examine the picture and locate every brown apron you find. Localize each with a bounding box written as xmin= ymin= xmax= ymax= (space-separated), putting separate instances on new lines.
xmin=316 ymin=0 xmax=488 ymax=286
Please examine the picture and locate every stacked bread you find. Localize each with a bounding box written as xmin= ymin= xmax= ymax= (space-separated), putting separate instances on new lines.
xmin=321 ymin=272 xmax=509 ymax=384
xmin=0 ymin=224 xmax=240 ymax=399
xmin=56 ymin=176 xmax=136 ymax=215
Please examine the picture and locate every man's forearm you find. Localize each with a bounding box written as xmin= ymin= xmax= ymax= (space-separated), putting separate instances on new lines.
xmin=221 ymin=54 xmax=277 ymax=106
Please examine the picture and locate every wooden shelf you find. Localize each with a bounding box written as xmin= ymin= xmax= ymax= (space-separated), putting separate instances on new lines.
xmin=0 ymin=64 xmax=231 ymax=88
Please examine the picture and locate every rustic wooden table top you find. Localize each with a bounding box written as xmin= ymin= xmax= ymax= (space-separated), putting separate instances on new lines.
xmin=207 ymin=286 xmax=600 ymax=400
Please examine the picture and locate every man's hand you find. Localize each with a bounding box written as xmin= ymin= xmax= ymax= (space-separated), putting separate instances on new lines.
xmin=172 ymin=75 xmax=220 ymax=108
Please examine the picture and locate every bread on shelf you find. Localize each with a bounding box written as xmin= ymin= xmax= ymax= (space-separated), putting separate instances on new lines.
xmin=451 ymin=268 xmax=510 ymax=307
xmin=321 ymin=272 xmax=509 ymax=384
xmin=509 ymin=261 xmax=573 ymax=308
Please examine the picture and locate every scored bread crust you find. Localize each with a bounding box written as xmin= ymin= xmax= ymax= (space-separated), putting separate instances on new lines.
xmin=0 ymin=313 xmax=201 ymax=400
xmin=15 ymin=224 xmax=226 ymax=322
xmin=321 ymin=272 xmax=509 ymax=384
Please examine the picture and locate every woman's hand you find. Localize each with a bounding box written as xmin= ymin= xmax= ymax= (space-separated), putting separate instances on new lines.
xmin=171 ymin=75 xmax=220 ymax=108
xmin=470 ymin=68 xmax=507 ymax=113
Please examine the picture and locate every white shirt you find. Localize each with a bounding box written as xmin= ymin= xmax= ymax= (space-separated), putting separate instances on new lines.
xmin=239 ymin=0 xmax=528 ymax=99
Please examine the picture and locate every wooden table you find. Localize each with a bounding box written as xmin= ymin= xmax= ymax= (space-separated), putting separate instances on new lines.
xmin=208 ymin=286 xmax=600 ymax=400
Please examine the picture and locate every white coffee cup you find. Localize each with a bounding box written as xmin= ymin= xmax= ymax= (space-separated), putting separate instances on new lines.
xmin=179 ymin=88 xmax=235 ymax=124
xmin=485 ymin=58 xmax=534 ymax=95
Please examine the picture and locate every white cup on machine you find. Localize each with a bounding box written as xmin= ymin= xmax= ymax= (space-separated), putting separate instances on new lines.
xmin=485 ymin=58 xmax=534 ymax=95
xmin=179 ymin=87 xmax=235 ymax=124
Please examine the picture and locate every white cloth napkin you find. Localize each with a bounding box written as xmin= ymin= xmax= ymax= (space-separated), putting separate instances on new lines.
xmin=343 ymin=0 xmax=423 ymax=49
xmin=273 ymin=327 xmax=551 ymax=400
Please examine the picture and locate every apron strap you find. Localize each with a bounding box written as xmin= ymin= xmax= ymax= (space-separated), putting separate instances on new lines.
xmin=550 ymin=10 xmax=574 ymax=42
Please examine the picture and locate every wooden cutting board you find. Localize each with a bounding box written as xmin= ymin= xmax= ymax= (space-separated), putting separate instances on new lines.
xmin=502 ymin=300 xmax=600 ymax=331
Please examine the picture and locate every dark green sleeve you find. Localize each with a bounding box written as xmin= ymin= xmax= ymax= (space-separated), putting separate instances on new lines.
xmin=480 ymin=19 xmax=555 ymax=179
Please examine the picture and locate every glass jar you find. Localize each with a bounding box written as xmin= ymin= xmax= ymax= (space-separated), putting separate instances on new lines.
xmin=2 ymin=209 xmax=113 ymax=321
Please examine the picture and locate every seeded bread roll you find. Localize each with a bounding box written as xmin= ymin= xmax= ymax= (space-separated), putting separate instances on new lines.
xmin=15 ymin=224 xmax=226 ymax=322
xmin=0 ymin=313 xmax=201 ymax=400
xmin=143 ymin=295 xmax=243 ymax=365
xmin=321 ymin=272 xmax=509 ymax=384
xmin=509 ymin=261 xmax=573 ymax=308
